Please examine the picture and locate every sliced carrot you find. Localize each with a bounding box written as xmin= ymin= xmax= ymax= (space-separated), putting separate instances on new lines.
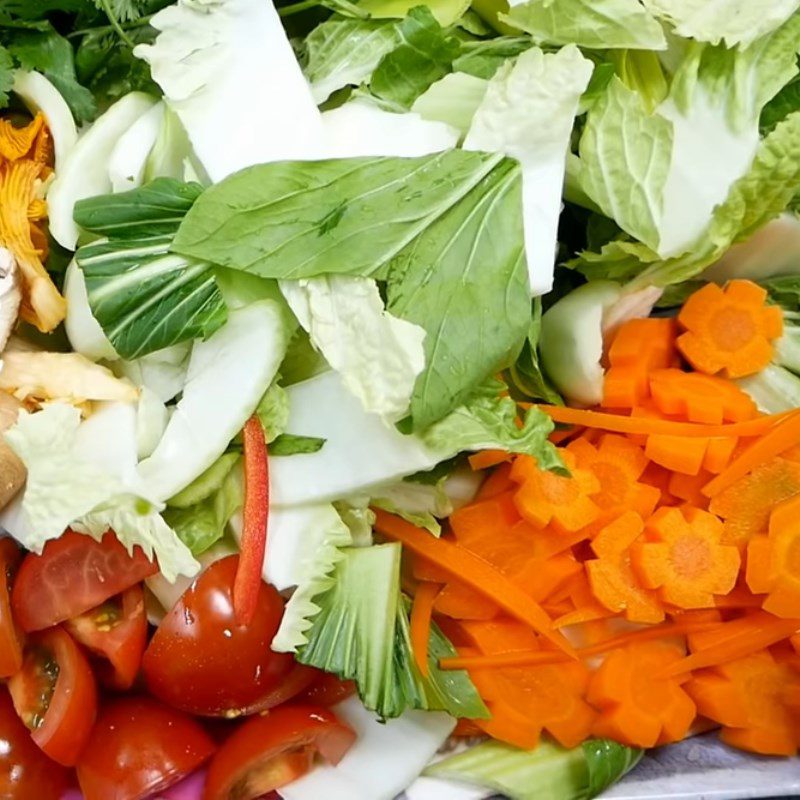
xmin=602 ymin=364 xmax=649 ymax=409
xmin=512 ymin=450 xmax=600 ymax=533
xmin=742 ymin=494 xmax=800 ymax=618
xmin=410 ymin=582 xmax=441 ymax=678
xmin=649 ymin=369 xmax=758 ymax=425
xmin=476 ymin=699 xmax=542 ymax=749
xmin=708 ymin=456 xmax=800 ymax=549
xmin=703 ymin=436 xmax=738 ymax=474
xmin=608 ymin=317 xmax=678 ymax=369
xmin=677 ymin=280 xmax=784 ymax=379
xmin=451 ymin=718 xmax=483 ymax=738
xmin=468 ymin=450 xmax=511 ymax=471
xmin=639 ymin=462 xmax=679 ymax=506
xmin=645 ymin=433 xmax=708 ymax=475
xmin=476 ymin=462 xmax=514 ymax=500
xmin=373 ymin=509 xmax=576 ymax=656
xmin=668 ymin=470 xmax=712 ymax=508
xmin=631 ymin=506 xmax=740 ymax=609
xmin=703 ymin=410 xmax=800 ymax=498
xmin=586 ymin=511 xmax=665 ymax=624
xmin=713 ymin=582 xmax=764 ymax=609
xmin=412 ymin=553 xmax=499 ymax=620
xmin=568 ymin=434 xmax=659 ymax=518
xmin=537 ymin=404 xmax=787 ymax=438
xmin=686 ymin=650 xmax=800 ymax=756
xmin=510 ymin=553 xmax=582 ymax=603
xmin=658 ymin=611 xmax=800 ymax=678
xmin=587 ymin=641 xmax=696 ymax=748
xmin=553 ymin=572 xmax=615 ymax=629
xmin=449 ymin=492 xmax=520 ymax=542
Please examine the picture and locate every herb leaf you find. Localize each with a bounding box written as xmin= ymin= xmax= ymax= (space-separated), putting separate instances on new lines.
xmin=74 ymin=179 xmax=228 ymax=360
xmin=0 ymin=45 xmax=14 ymax=108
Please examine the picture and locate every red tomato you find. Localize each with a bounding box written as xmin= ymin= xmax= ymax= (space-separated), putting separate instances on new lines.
xmin=203 ymin=705 xmax=356 ymax=800
xmin=65 ymin=584 xmax=148 ymax=690
xmin=0 ymin=538 xmax=23 ymax=677
xmin=297 ymin=670 xmax=357 ymax=707
xmin=0 ymin=688 xmax=72 ymax=800
xmin=142 ymin=555 xmax=294 ymax=716
xmin=12 ymin=529 xmax=158 ymax=632
xmin=77 ymin=696 xmax=215 ymax=800
xmin=8 ymin=626 xmax=98 ymax=766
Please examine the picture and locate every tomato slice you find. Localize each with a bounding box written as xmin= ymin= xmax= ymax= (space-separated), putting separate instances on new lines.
xmin=297 ymin=670 xmax=357 ymax=707
xmin=0 ymin=687 xmax=72 ymax=800
xmin=143 ymin=555 xmax=294 ymax=716
xmin=65 ymin=584 xmax=148 ymax=690
xmin=203 ymin=705 xmax=356 ymax=800
xmin=12 ymin=529 xmax=158 ymax=632
xmin=0 ymin=538 xmax=23 ymax=677
xmin=77 ymin=696 xmax=215 ymax=800
xmin=8 ymin=626 xmax=98 ymax=766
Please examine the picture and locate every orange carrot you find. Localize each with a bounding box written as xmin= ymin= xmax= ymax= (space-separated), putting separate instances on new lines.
xmin=552 ymin=572 xmax=615 ymax=628
xmin=744 ymin=494 xmax=800 ymax=618
xmin=410 ymin=582 xmax=441 ymax=678
xmin=373 ymin=509 xmax=576 ymax=657
xmin=657 ymin=611 xmax=800 ymax=678
xmin=587 ymin=641 xmax=696 ymax=748
xmin=608 ymin=317 xmax=678 ymax=369
xmin=475 ymin=700 xmax=543 ymax=749
xmin=645 ymin=434 xmax=708 ymax=476
xmin=537 ymin=405 xmax=787 ymax=438
xmin=602 ymin=365 xmax=649 ymax=409
xmin=476 ymin=462 xmax=514 ymax=500
xmin=677 ymin=280 xmax=784 ymax=379
xmin=512 ymin=450 xmax=600 ymax=533
xmin=686 ymin=650 xmax=800 ymax=756
xmin=649 ymin=369 xmax=758 ymax=425
xmin=449 ymin=492 xmax=520 ymax=542
xmin=668 ymin=470 xmax=712 ymax=507
xmin=511 ymin=553 xmax=582 ymax=603
xmin=703 ymin=437 xmax=738 ymax=474
xmin=708 ymin=456 xmax=800 ymax=549
xmin=451 ymin=718 xmax=483 ymax=738
xmin=631 ymin=506 xmax=740 ymax=610
xmin=412 ymin=553 xmax=500 ymax=620
xmin=586 ymin=511 xmax=665 ymax=624
xmin=703 ymin=410 xmax=800 ymax=497
xmin=468 ymin=450 xmax=511 ymax=471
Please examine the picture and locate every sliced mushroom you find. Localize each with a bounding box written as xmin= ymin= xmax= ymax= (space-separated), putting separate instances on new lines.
xmin=0 ymin=390 xmax=25 ymax=510
xmin=0 ymin=248 xmax=21 ymax=352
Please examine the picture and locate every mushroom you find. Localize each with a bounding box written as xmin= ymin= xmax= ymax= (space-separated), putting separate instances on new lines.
xmin=0 ymin=248 xmax=21 ymax=352
xmin=0 ymin=390 xmax=25 ymax=510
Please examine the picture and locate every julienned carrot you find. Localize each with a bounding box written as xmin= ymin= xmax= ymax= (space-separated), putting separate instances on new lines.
xmin=703 ymin=410 xmax=800 ymax=497
xmin=656 ymin=612 xmax=800 ymax=678
xmin=439 ymin=618 xmax=720 ymax=670
xmin=538 ymin=405 xmax=788 ymax=438
xmin=468 ymin=450 xmax=510 ymax=471
xmin=373 ymin=509 xmax=577 ymax=657
xmin=677 ymin=280 xmax=784 ymax=379
xmin=410 ymin=582 xmax=441 ymax=678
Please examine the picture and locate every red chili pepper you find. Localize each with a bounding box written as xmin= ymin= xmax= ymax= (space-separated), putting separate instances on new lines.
xmin=233 ymin=415 xmax=269 ymax=626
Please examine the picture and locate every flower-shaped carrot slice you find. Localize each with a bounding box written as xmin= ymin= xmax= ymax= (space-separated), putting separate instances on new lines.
xmin=586 ymin=511 xmax=665 ymax=624
xmin=587 ymin=641 xmax=696 ymax=748
xmin=632 ymin=506 xmax=740 ymax=609
xmin=677 ymin=280 xmax=783 ymax=378
xmin=511 ymin=451 xmax=601 ymax=533
xmin=687 ymin=650 xmax=800 ymax=756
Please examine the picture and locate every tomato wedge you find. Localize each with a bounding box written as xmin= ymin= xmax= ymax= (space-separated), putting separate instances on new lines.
xmin=65 ymin=584 xmax=148 ymax=690
xmin=12 ymin=529 xmax=158 ymax=632
xmin=203 ymin=705 xmax=356 ymax=800
xmin=0 ymin=538 xmax=23 ymax=677
xmin=297 ymin=670 xmax=357 ymax=707
xmin=0 ymin=687 xmax=72 ymax=800
xmin=8 ymin=626 xmax=98 ymax=766
xmin=143 ymin=555 xmax=293 ymax=716
xmin=77 ymin=696 xmax=215 ymax=800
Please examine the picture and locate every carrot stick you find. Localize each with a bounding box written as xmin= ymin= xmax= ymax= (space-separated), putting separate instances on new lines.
xmin=468 ymin=450 xmax=510 ymax=470
xmin=410 ymin=582 xmax=441 ymax=678
xmin=538 ymin=405 xmax=788 ymax=438
xmin=656 ymin=613 xmax=800 ymax=678
xmin=703 ymin=410 xmax=800 ymax=497
xmin=439 ymin=619 xmax=719 ymax=670
xmin=373 ymin=509 xmax=576 ymax=658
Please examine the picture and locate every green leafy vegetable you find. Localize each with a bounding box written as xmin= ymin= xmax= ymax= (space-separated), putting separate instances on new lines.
xmin=167 ymin=452 xmax=241 ymax=508
xmin=74 ymin=179 xmax=227 ymax=360
xmin=370 ymin=6 xmax=461 ymax=109
xmin=411 ymin=71 xmax=488 ymax=134
xmin=0 ymin=46 xmax=13 ymax=108
xmin=356 ymin=0 xmax=470 ymax=26
xmin=254 ymin=382 xmax=290 ymax=443
xmin=297 ymin=542 xmax=488 ymax=719
xmin=425 ymin=737 xmax=643 ymax=800
xmin=270 ymin=434 xmax=327 ymax=455
xmin=502 ymin=0 xmax=667 ymax=50
xmin=762 ymin=75 xmax=800 ymax=135
xmin=453 ymin=36 xmax=533 ymax=79
xmin=508 ymin=298 xmax=563 ymax=404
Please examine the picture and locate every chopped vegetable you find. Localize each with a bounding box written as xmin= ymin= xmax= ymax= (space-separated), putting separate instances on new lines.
xmin=677 ymin=280 xmax=784 ymax=378
xmin=631 ymin=506 xmax=740 ymax=609
xmin=410 ymin=582 xmax=442 ymax=678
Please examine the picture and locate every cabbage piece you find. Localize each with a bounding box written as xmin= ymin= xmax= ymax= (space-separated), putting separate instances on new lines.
xmin=411 ymin=72 xmax=489 ymax=135
xmin=279 ymin=275 xmax=425 ymax=423
xmin=134 ymin=0 xmax=324 ymax=182
xmin=63 ymin=260 xmax=118 ymax=362
xmin=47 ymin=92 xmax=158 ymax=250
xmin=13 ymin=70 xmax=77 ymax=169
xmin=138 ymin=300 xmax=288 ymax=501
xmin=463 ymin=46 xmax=593 ymax=296
xmin=108 ymin=102 xmax=165 ymax=193
xmin=114 ymin=343 xmax=192 ymax=404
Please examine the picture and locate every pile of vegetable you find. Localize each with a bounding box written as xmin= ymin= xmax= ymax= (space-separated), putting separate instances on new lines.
xmin=0 ymin=0 xmax=799 ymax=799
